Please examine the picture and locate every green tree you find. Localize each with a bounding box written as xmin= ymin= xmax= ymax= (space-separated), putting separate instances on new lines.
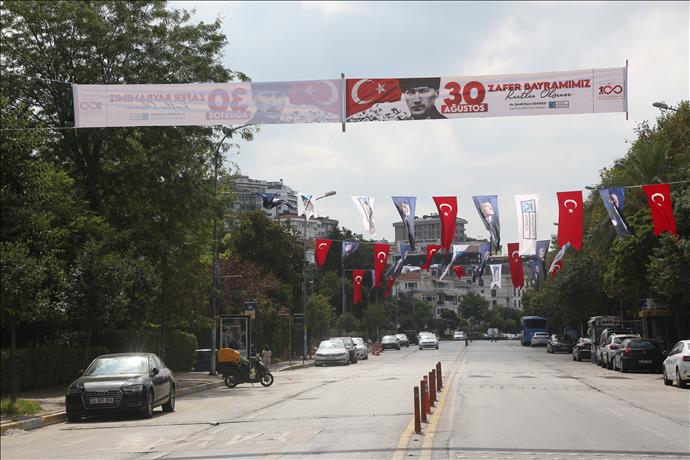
xmin=307 ymin=293 xmax=335 ymax=346
xmin=361 ymin=302 xmax=390 ymax=340
xmin=459 ymin=293 xmax=489 ymax=325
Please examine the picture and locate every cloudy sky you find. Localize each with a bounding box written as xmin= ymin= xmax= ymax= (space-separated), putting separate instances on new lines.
xmin=172 ymin=1 xmax=688 ymax=245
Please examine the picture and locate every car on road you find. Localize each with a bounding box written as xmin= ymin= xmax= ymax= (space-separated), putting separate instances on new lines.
xmin=315 ymin=340 xmax=350 ymax=366
xmin=65 ymin=353 xmax=175 ymax=422
xmin=381 ymin=335 xmax=401 ymax=350
xmin=602 ymin=333 xmax=640 ymax=369
xmin=419 ymin=332 xmax=439 ymax=350
xmin=453 ymin=331 xmax=465 ymax=341
xmin=403 ymin=330 xmax=419 ymax=345
xmin=662 ymin=340 xmax=690 ymax=388
xmin=596 ymin=327 xmax=634 ymax=365
xmin=572 ymin=338 xmax=593 ymax=361
xmin=331 ymin=336 xmax=358 ymax=364
xmin=546 ymin=335 xmax=573 ymax=353
xmin=395 ymin=333 xmax=410 ymax=347
xmin=352 ymin=337 xmax=369 ymax=360
xmin=612 ymin=338 xmax=664 ymax=373
xmin=530 ymin=331 xmax=550 ymax=347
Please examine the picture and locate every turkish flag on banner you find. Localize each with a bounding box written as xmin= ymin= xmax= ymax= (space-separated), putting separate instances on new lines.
xmin=550 ymin=260 xmax=563 ymax=279
xmin=373 ymin=243 xmax=390 ymax=288
xmin=289 ymin=80 xmax=342 ymax=115
xmin=315 ymin=239 xmax=332 ymax=268
xmin=557 ymin=191 xmax=583 ymax=251
xmin=346 ymin=79 xmax=402 ymax=117
xmin=352 ymin=270 xmax=365 ymax=304
xmin=433 ymin=196 xmax=458 ymax=251
xmin=452 ymin=265 xmax=465 ymax=279
xmin=384 ymin=276 xmax=395 ymax=298
xmin=642 ymin=184 xmax=677 ymax=236
xmin=507 ymin=243 xmax=524 ymax=288
xmin=421 ymin=244 xmax=442 ymax=271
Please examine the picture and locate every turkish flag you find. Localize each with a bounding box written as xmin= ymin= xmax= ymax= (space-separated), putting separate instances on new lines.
xmin=353 ymin=269 xmax=365 ymax=304
xmin=433 ymin=196 xmax=458 ymax=251
xmin=289 ymin=80 xmax=341 ymax=115
xmin=507 ymin=242 xmax=524 ymax=288
xmin=452 ymin=265 xmax=465 ymax=279
xmin=421 ymin=244 xmax=442 ymax=271
xmin=384 ymin=276 xmax=395 ymax=298
xmin=550 ymin=260 xmax=563 ymax=279
xmin=642 ymin=184 xmax=677 ymax=236
xmin=346 ymin=78 xmax=402 ymax=117
xmin=315 ymin=239 xmax=332 ymax=268
xmin=557 ymin=191 xmax=583 ymax=251
xmin=373 ymin=243 xmax=390 ymax=288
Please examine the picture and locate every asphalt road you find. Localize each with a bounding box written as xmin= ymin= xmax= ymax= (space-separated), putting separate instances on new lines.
xmin=2 ymin=340 xmax=689 ymax=460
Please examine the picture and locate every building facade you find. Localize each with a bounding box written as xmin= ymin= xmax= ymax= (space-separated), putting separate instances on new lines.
xmin=393 ymin=214 xmax=468 ymax=247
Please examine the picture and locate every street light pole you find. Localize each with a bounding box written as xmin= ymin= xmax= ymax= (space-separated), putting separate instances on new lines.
xmin=302 ymin=191 xmax=336 ymax=364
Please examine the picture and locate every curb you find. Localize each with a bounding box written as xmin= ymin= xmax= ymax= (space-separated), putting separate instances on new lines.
xmin=0 ymin=379 xmax=225 ymax=437
xmin=278 ymin=362 xmax=314 ymax=371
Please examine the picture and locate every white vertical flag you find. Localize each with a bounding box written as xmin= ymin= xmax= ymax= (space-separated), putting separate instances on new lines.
xmin=298 ymin=193 xmax=318 ymax=220
xmin=490 ymin=264 xmax=502 ymax=289
xmin=439 ymin=244 xmax=469 ymax=281
xmin=514 ymin=194 xmax=539 ymax=256
xmin=351 ymin=196 xmax=376 ymax=235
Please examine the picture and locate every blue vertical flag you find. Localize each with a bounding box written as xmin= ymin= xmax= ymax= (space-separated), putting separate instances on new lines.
xmin=598 ymin=188 xmax=632 ymax=238
xmin=472 ymin=243 xmax=491 ymax=283
xmin=535 ymin=240 xmax=550 ymax=280
xmin=257 ymin=193 xmax=295 ymax=210
xmin=341 ymin=240 xmax=359 ymax=262
xmin=390 ymin=242 xmax=412 ymax=279
xmin=392 ymin=196 xmax=417 ymax=251
xmin=472 ymin=195 xmax=501 ymax=253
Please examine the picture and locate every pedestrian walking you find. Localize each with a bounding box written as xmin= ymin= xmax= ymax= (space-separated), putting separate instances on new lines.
xmin=261 ymin=345 xmax=272 ymax=368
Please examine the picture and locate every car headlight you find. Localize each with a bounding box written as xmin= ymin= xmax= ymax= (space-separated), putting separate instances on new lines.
xmin=122 ymin=384 xmax=144 ymax=393
xmin=68 ymin=383 xmax=83 ymax=394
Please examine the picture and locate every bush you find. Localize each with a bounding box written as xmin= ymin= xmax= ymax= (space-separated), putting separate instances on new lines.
xmin=0 ymin=346 xmax=108 ymax=394
xmin=1 ymin=399 xmax=42 ymax=416
xmin=163 ymin=330 xmax=196 ymax=372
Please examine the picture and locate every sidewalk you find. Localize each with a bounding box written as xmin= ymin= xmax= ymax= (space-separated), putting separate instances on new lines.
xmin=1 ymin=360 xmax=313 ymax=436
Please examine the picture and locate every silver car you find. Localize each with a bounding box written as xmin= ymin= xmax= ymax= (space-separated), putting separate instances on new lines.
xmin=530 ymin=332 xmax=550 ymax=347
xmin=419 ymin=332 xmax=439 ymax=350
xmin=352 ymin=337 xmax=368 ymax=360
xmin=315 ymin=340 xmax=349 ymax=366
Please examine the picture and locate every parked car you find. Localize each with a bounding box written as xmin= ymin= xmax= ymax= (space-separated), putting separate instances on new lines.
xmin=395 ymin=333 xmax=410 ymax=347
xmin=612 ymin=338 xmax=664 ymax=373
xmin=315 ymin=340 xmax=350 ymax=366
xmin=65 ymin=353 xmax=175 ymax=422
xmin=596 ymin=327 xmax=634 ymax=365
xmin=662 ymin=340 xmax=690 ymax=388
xmin=331 ymin=336 xmax=358 ymax=364
xmin=419 ymin=332 xmax=439 ymax=350
xmin=547 ymin=335 xmax=573 ymax=353
xmin=453 ymin=331 xmax=465 ymax=341
xmin=530 ymin=332 xmax=550 ymax=347
xmin=403 ymin=330 xmax=419 ymax=345
xmin=572 ymin=338 xmax=592 ymax=361
xmin=352 ymin=337 xmax=369 ymax=360
xmin=602 ymin=333 xmax=640 ymax=369
xmin=381 ymin=335 xmax=401 ymax=350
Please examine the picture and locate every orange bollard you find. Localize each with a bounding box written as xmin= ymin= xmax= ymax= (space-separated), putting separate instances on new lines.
xmin=420 ymin=379 xmax=428 ymax=422
xmin=429 ymin=370 xmax=437 ymax=406
xmin=414 ymin=386 xmax=422 ymax=434
xmin=436 ymin=362 xmax=442 ymax=391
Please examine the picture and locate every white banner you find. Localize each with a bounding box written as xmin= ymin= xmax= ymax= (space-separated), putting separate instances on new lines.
xmin=73 ymin=80 xmax=344 ymax=128
xmin=351 ymin=196 xmax=376 ymax=236
xmin=515 ymin=194 xmax=539 ymax=256
xmin=439 ymin=244 xmax=469 ymax=280
xmin=490 ymin=264 xmax=502 ymax=289
xmin=298 ymin=193 xmax=318 ymax=220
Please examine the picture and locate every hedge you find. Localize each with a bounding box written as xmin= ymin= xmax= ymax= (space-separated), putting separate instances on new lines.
xmin=0 ymin=346 xmax=108 ymax=394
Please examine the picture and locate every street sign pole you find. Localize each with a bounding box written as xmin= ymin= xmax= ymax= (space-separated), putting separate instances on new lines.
xmin=289 ymin=315 xmax=292 ymax=366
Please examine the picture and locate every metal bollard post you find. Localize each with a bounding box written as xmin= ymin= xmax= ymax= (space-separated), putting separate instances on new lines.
xmin=414 ymin=386 xmax=422 ymax=434
xmin=429 ymin=370 xmax=436 ymax=405
xmin=422 ymin=376 xmax=430 ymax=414
xmin=420 ymin=379 xmax=428 ymax=422
xmin=436 ymin=362 xmax=442 ymax=391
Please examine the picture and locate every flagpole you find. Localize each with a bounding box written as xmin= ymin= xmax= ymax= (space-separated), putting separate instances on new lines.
xmin=342 ymin=258 xmax=346 ymax=315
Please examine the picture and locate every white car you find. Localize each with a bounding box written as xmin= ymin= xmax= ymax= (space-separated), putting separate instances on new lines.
xmin=662 ymin=340 xmax=690 ymax=388
xmin=453 ymin=331 xmax=465 ymax=341
xmin=352 ymin=337 xmax=369 ymax=360
xmin=315 ymin=340 xmax=349 ymax=366
xmin=530 ymin=332 xmax=550 ymax=347
xmin=602 ymin=333 xmax=639 ymax=369
xmin=419 ymin=332 xmax=439 ymax=350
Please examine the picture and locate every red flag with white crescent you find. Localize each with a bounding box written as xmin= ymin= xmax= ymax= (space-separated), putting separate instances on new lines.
xmin=642 ymin=184 xmax=677 ymax=236
xmin=421 ymin=244 xmax=442 ymax=271
xmin=452 ymin=265 xmax=465 ymax=279
xmin=384 ymin=276 xmax=395 ymax=298
xmin=507 ymin=242 xmax=524 ymax=288
xmin=373 ymin=243 xmax=390 ymax=288
xmin=289 ymin=80 xmax=341 ymax=115
xmin=353 ymin=269 xmax=365 ymax=304
xmin=550 ymin=260 xmax=563 ymax=279
xmin=557 ymin=191 xmax=583 ymax=251
xmin=315 ymin=239 xmax=332 ymax=268
xmin=433 ymin=196 xmax=458 ymax=251
xmin=346 ymin=79 xmax=402 ymax=117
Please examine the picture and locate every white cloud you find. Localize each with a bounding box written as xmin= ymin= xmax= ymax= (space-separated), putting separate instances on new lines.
xmin=299 ymin=1 xmax=357 ymax=17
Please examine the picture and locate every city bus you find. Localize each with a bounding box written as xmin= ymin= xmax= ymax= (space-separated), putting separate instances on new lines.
xmin=521 ymin=316 xmax=549 ymax=346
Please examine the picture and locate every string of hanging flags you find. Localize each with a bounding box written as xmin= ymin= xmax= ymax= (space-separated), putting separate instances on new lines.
xmin=72 ymin=66 xmax=628 ymax=128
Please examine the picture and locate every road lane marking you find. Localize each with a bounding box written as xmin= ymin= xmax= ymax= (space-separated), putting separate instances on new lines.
xmin=247 ymin=409 xmax=268 ymax=419
xmin=419 ymin=372 xmax=456 ymax=460
xmin=390 ymin=415 xmax=416 ymax=460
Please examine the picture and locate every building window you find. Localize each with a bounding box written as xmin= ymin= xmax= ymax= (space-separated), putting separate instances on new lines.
xmin=405 ymin=282 xmax=417 ymax=290
xmin=491 ymin=289 xmax=497 ymax=297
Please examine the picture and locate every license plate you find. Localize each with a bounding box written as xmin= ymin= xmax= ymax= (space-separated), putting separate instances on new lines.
xmin=89 ymin=397 xmax=114 ymax=404
xmin=639 ymin=360 xmax=652 ymax=364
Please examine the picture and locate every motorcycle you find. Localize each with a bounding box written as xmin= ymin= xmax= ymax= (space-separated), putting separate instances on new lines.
xmin=219 ymin=355 xmax=274 ymax=388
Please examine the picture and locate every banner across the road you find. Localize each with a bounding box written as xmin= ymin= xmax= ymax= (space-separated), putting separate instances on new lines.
xmin=73 ymin=66 xmax=627 ymax=128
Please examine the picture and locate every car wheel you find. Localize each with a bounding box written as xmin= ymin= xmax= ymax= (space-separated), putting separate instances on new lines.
xmin=662 ymin=368 xmax=672 ymax=385
xmin=607 ymin=358 xmax=613 ymax=370
xmin=162 ymin=384 xmax=175 ymax=412
xmin=66 ymin=409 xmax=82 ymax=423
xmin=141 ymin=390 xmax=154 ymax=418
xmin=620 ymin=361 xmax=627 ymax=373
xmin=677 ymin=368 xmax=688 ymax=388
xmin=419 ymin=347 xmax=422 ymax=350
